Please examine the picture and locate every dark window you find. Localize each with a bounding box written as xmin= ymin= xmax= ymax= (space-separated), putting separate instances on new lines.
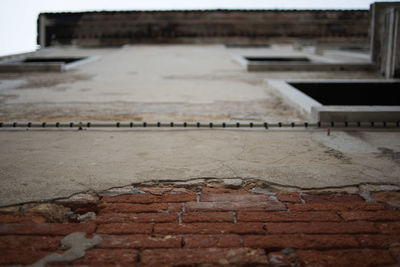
xmin=289 ymin=82 xmax=400 ymax=105
xmin=245 ymin=57 xmax=310 ymax=62
xmin=22 ymin=57 xmax=86 ymax=64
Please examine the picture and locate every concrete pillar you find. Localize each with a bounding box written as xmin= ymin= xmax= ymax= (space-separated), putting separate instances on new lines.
xmin=39 ymin=15 xmax=47 ymax=48
xmin=370 ymin=2 xmax=400 ymax=77
xmin=382 ymin=8 xmax=400 ymax=78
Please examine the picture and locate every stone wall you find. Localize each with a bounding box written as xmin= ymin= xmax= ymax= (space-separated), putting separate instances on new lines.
xmin=37 ymin=10 xmax=369 ymax=47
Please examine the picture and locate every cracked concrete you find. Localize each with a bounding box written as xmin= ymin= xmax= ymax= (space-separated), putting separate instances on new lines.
xmin=0 ymin=129 xmax=399 ymax=206
xmin=0 ymin=44 xmax=399 ymax=206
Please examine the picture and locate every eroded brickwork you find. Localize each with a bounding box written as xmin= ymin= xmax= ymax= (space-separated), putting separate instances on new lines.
xmin=1 ymin=183 xmax=400 ymax=266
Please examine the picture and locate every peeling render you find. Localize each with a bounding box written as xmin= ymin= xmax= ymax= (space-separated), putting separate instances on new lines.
xmin=2 ymin=178 xmax=400 ymax=212
xmin=29 ymin=232 xmax=102 ymax=267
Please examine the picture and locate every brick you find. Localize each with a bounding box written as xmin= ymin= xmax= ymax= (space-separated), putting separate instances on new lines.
xmin=298 ymin=249 xmax=395 ymax=267
xmin=0 ymin=235 xmax=63 ymax=250
xmin=0 ymin=223 xmax=96 ymax=235
xmin=243 ymin=234 xmax=359 ymax=249
xmin=276 ymin=192 xmax=302 ymax=203
xmin=376 ymin=222 xmax=400 ymax=234
xmin=185 ymin=201 xmax=285 ymax=212
xmin=141 ymin=248 xmax=268 ymax=265
xmin=141 ymin=187 xmax=193 ymax=195
xmin=48 ymin=262 xmax=126 ymax=267
xmin=140 ymin=187 xmax=174 ymax=195
xmin=99 ymin=234 xmax=181 ymax=248
xmin=101 ymin=194 xmax=156 ymax=203
xmin=184 ymin=235 xmax=240 ymax=248
xmin=73 ymin=248 xmax=137 ymax=265
xmin=0 ymin=249 xmax=50 ymax=265
xmin=372 ymin=191 xmax=400 ymax=208
xmin=162 ymin=194 xmax=196 ymax=203
xmin=168 ymin=203 xmax=183 ymax=212
xmin=48 ymin=263 xmax=119 ymax=267
xmin=102 ymin=192 xmax=195 ymax=203
xmin=341 ymin=210 xmax=400 ymax=221
xmin=237 ymin=211 xmax=340 ymax=222
xmin=0 ymin=214 xmax=47 ymax=224
xmin=390 ymin=247 xmax=400 ymax=262
xmin=356 ymin=234 xmax=400 ymax=248
xmin=288 ymin=202 xmax=384 ymax=211
xmin=98 ymin=203 xmax=168 ymax=214
xmin=201 ymin=188 xmax=250 ymax=194
xmin=182 ymin=212 xmax=233 ymax=223
xmin=200 ymin=193 xmax=271 ymax=202
xmin=97 ymin=223 xmax=152 ymax=234
xmin=93 ymin=213 xmax=177 ymax=224
xmin=154 ymin=223 xmax=265 ymax=234
xmin=302 ymin=193 xmax=364 ymax=203
xmin=266 ymin=222 xmax=378 ymax=234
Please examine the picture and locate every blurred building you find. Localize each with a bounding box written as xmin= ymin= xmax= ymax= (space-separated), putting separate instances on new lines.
xmin=1 ymin=3 xmax=400 ymax=266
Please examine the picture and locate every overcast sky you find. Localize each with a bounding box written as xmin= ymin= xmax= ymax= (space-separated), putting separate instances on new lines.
xmin=0 ymin=0 xmax=396 ymax=56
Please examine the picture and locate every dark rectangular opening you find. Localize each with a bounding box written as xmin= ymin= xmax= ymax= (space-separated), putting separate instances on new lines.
xmin=22 ymin=57 xmax=86 ymax=64
xmin=289 ymin=82 xmax=400 ymax=105
xmin=245 ymin=57 xmax=310 ymax=62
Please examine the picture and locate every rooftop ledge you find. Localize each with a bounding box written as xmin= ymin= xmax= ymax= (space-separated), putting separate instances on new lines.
xmin=0 ymin=56 xmax=99 ymax=72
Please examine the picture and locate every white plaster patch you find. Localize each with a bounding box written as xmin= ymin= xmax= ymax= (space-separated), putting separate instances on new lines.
xmin=28 ymin=232 xmax=102 ymax=267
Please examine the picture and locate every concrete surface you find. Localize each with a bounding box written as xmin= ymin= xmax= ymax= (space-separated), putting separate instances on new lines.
xmin=0 ymin=44 xmax=398 ymax=206
xmin=0 ymin=45 xmax=381 ymax=123
xmin=1 ymin=128 xmax=399 ymax=206
xmin=313 ymin=106 xmax=400 ymax=122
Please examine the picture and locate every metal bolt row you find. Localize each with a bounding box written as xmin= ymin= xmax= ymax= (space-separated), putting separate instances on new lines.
xmin=0 ymin=121 xmax=399 ymax=129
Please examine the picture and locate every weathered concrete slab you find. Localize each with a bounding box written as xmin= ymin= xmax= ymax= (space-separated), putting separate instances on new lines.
xmin=0 ymin=45 xmax=381 ymax=123
xmin=0 ymin=45 xmax=394 ymax=207
xmin=0 ymin=129 xmax=399 ymax=206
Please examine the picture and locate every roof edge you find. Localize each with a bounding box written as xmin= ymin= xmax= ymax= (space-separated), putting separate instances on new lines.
xmin=38 ymin=8 xmax=369 ymax=16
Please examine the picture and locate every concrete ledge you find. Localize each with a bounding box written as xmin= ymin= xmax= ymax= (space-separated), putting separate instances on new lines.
xmin=312 ymin=106 xmax=400 ymax=122
xmin=0 ymin=56 xmax=99 ymax=72
xmin=267 ymin=80 xmax=322 ymax=119
xmin=233 ymin=53 xmax=376 ymax=72
xmin=0 ymin=63 xmax=63 ymax=72
xmin=63 ymin=56 xmax=100 ymax=71
xmin=231 ymin=55 xmax=248 ymax=69
xmin=248 ymin=62 xmax=376 ymax=72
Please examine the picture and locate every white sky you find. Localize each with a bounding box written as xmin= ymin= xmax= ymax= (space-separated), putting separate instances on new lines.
xmin=0 ymin=0 xmax=396 ymax=56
